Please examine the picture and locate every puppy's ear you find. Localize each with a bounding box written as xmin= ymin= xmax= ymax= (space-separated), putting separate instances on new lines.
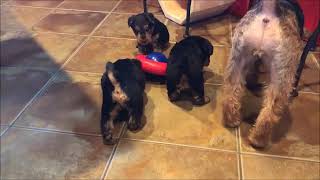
xmin=201 ymin=39 xmax=214 ymax=56
xmin=105 ymin=62 xmax=114 ymax=73
xmin=128 ymin=15 xmax=135 ymax=27
xmin=145 ymin=13 xmax=156 ymax=25
xmin=106 ymin=62 xmax=118 ymax=85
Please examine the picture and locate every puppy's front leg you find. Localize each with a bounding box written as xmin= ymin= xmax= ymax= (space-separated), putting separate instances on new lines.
xmin=127 ymin=98 xmax=143 ymax=131
xmin=101 ymin=103 xmax=121 ymax=145
xmin=187 ymin=62 xmax=206 ymax=106
xmin=166 ymin=63 xmax=183 ymax=102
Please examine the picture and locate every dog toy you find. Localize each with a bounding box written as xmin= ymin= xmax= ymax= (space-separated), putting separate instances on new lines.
xmin=136 ymin=52 xmax=168 ymax=76
xmin=147 ymin=52 xmax=168 ymax=63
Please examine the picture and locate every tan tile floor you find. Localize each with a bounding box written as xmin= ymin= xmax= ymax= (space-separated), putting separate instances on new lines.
xmin=1 ymin=0 xmax=319 ymax=179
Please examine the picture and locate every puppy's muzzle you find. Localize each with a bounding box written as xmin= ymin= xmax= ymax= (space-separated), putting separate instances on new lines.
xmin=137 ymin=33 xmax=152 ymax=45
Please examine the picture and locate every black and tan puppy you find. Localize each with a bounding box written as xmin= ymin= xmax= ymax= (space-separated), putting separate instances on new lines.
xmin=101 ymin=59 xmax=145 ymax=145
xmin=166 ymin=36 xmax=213 ymax=106
xmin=128 ymin=12 xmax=169 ymax=54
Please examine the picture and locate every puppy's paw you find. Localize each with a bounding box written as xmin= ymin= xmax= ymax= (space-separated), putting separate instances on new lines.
xmin=102 ymin=134 xmax=116 ymax=145
xmin=168 ymin=91 xmax=181 ymax=102
xmin=192 ymin=95 xmax=210 ymax=106
xmin=128 ymin=121 xmax=141 ymax=131
xmin=248 ymin=128 xmax=270 ymax=149
xmin=222 ymin=102 xmax=241 ymax=128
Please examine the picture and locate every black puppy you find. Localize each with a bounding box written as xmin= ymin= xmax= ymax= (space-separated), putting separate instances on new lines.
xmin=166 ymin=36 xmax=213 ymax=106
xmin=128 ymin=12 xmax=169 ymax=54
xmin=101 ymin=59 xmax=145 ymax=145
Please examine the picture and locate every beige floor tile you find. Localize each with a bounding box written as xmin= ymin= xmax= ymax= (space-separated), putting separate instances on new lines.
xmin=1 ymin=33 xmax=85 ymax=68
xmin=65 ymin=37 xmax=137 ymax=73
xmin=165 ymin=20 xmax=185 ymax=42
xmin=167 ymin=15 xmax=231 ymax=46
xmin=33 ymin=10 xmax=106 ymax=35
xmin=14 ymin=71 xmax=122 ymax=136
xmin=9 ymin=0 xmax=63 ymax=7
xmin=242 ymin=154 xmax=320 ymax=179
xmin=58 ymin=0 xmax=119 ymax=11
xmin=0 ymin=67 xmax=54 ymax=125
xmin=0 ymin=127 xmax=113 ymax=179
xmin=106 ymin=140 xmax=238 ymax=179
xmin=113 ymin=0 xmax=162 ymax=14
xmin=191 ymin=15 xmax=231 ymax=47
xmin=94 ymin=13 xmax=136 ymax=38
xmin=205 ymin=46 xmax=230 ymax=84
xmin=1 ymin=6 xmax=51 ymax=33
xmin=94 ymin=13 xmax=166 ymax=39
xmin=240 ymin=92 xmax=320 ymax=161
xmin=124 ymin=84 xmax=237 ymax=150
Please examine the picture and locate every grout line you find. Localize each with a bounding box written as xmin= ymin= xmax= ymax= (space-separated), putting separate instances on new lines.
xmin=205 ymin=82 xmax=223 ymax=86
xmin=55 ymin=8 xmax=107 ymax=14
xmin=1 ymin=4 xmax=54 ymax=9
xmin=99 ymin=143 xmax=117 ymax=180
xmin=64 ymin=69 xmax=103 ymax=76
xmin=297 ymin=90 xmax=320 ymax=95
xmin=102 ymin=123 xmax=127 ymax=179
xmin=237 ymin=127 xmax=245 ymax=180
xmin=0 ymin=126 xmax=9 ymax=136
xmin=241 ymin=151 xmax=320 ymax=163
xmin=91 ymin=35 xmax=136 ymax=41
xmin=121 ymin=137 xmax=237 ymax=154
xmin=11 ymin=125 xmax=102 ymax=137
xmin=35 ymin=31 xmax=89 ymax=37
xmin=235 ymin=128 xmax=241 ymax=180
xmin=235 ymin=128 xmax=240 ymax=180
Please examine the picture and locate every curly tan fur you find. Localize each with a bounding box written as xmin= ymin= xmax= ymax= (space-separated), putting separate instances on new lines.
xmin=223 ymin=0 xmax=303 ymax=148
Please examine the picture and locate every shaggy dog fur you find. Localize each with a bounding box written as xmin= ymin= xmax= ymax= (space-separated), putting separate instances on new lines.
xmin=223 ymin=0 xmax=304 ymax=148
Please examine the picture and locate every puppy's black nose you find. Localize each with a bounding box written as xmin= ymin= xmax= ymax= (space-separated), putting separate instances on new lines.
xmin=140 ymin=34 xmax=146 ymax=39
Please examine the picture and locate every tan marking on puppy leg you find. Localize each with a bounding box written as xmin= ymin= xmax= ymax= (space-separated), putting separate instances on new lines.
xmin=107 ymin=71 xmax=129 ymax=105
xmin=107 ymin=104 xmax=122 ymax=130
xmin=107 ymin=71 xmax=117 ymax=86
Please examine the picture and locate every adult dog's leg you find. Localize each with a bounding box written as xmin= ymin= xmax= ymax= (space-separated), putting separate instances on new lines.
xmin=128 ymin=96 xmax=144 ymax=131
xmin=248 ymin=50 xmax=298 ymax=148
xmin=222 ymin=45 xmax=251 ymax=128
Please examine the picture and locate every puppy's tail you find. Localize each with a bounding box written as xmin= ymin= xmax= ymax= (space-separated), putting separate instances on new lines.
xmin=105 ymin=62 xmax=114 ymax=72
xmin=291 ymin=21 xmax=320 ymax=97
